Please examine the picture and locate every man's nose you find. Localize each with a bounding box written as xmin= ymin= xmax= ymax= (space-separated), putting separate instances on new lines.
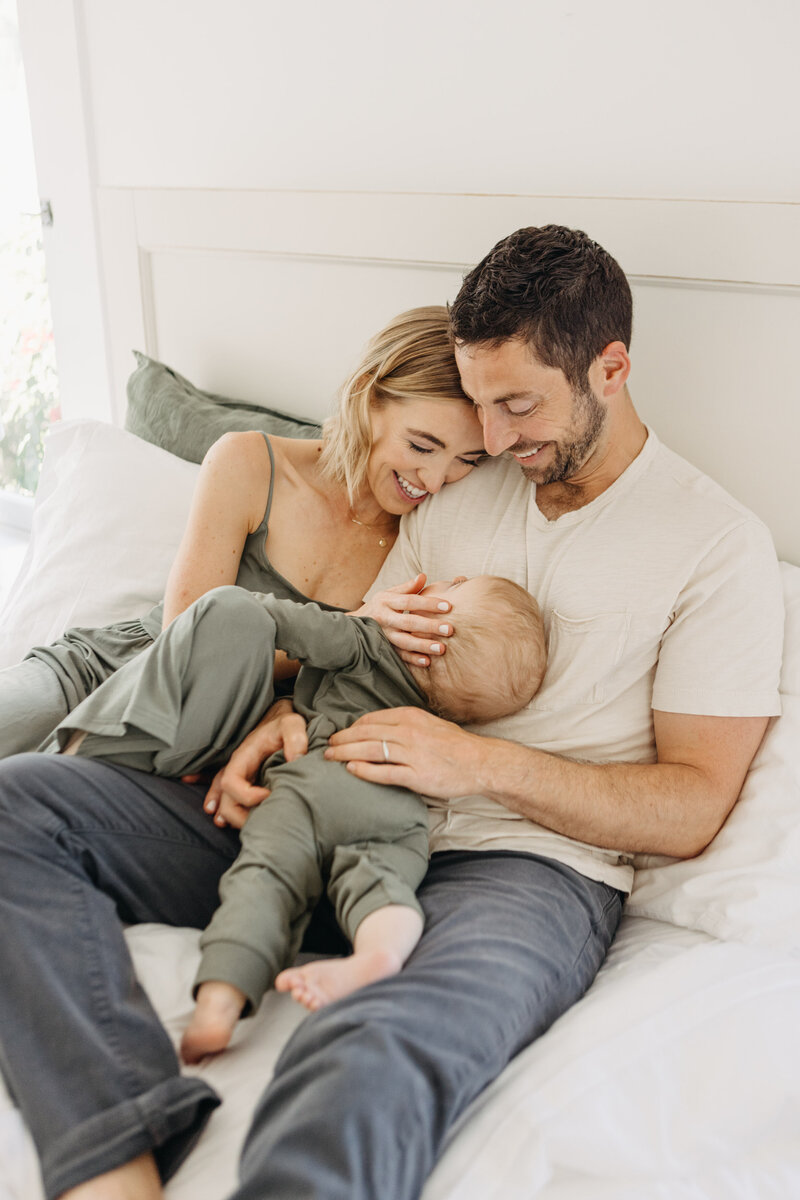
xmin=480 ymin=408 xmax=519 ymax=457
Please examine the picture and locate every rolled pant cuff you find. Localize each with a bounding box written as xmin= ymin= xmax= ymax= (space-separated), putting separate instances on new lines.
xmin=194 ymin=940 xmax=277 ymax=1017
xmin=40 ymin=1075 xmax=220 ymax=1200
xmin=343 ymin=887 xmax=423 ymax=944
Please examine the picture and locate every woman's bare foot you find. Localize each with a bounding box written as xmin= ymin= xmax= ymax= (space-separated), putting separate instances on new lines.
xmin=275 ymin=948 xmax=402 ymax=1011
xmin=180 ymin=981 xmax=246 ymax=1064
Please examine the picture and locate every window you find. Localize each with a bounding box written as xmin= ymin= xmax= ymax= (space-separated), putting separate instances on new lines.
xmin=0 ymin=0 xmax=60 ymax=499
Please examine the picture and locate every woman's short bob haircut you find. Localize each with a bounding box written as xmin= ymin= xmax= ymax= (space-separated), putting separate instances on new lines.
xmin=319 ymin=306 xmax=472 ymax=504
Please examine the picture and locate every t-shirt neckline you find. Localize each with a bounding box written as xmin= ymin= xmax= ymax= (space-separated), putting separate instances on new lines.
xmin=528 ymin=426 xmax=659 ymax=528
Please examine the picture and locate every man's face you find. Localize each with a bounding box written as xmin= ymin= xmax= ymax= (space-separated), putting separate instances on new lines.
xmin=454 ymin=338 xmax=607 ymax=486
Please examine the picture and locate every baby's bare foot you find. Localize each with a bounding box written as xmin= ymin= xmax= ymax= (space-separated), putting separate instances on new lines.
xmin=275 ymin=949 xmax=401 ymax=1012
xmin=180 ymin=981 xmax=245 ymax=1064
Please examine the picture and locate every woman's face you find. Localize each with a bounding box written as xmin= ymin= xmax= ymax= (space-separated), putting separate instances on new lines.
xmin=365 ymin=398 xmax=486 ymax=515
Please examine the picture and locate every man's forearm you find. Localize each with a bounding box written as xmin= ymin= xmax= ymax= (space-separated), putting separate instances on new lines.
xmin=326 ymin=708 xmax=767 ymax=861
xmin=465 ymin=736 xmax=718 ymax=858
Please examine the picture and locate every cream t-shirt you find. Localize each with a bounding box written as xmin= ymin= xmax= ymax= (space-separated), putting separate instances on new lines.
xmin=368 ymin=429 xmax=784 ymax=892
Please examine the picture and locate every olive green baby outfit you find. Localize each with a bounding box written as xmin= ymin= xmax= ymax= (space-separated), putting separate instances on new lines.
xmin=52 ymin=587 xmax=430 ymax=1014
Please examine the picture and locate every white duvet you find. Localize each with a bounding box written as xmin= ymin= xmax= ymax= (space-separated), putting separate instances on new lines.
xmin=3 ymin=915 xmax=799 ymax=1200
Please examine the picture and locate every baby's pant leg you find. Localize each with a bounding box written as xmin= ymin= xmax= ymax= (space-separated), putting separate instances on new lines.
xmin=62 ymin=587 xmax=281 ymax=775
xmin=196 ymin=786 xmax=325 ymax=1014
xmin=312 ymin=769 xmax=429 ymax=941
xmin=328 ymin=834 xmax=428 ymax=943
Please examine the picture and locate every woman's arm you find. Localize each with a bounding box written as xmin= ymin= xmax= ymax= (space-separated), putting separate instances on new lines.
xmin=161 ymin=432 xmax=271 ymax=628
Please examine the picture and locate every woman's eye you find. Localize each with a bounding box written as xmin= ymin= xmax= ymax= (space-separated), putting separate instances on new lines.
xmin=409 ymin=442 xmax=434 ymax=454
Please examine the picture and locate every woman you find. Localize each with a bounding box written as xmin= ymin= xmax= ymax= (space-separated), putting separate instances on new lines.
xmin=0 ymin=306 xmax=485 ymax=772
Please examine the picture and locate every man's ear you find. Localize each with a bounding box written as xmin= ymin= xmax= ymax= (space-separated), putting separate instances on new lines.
xmin=594 ymin=341 xmax=631 ymax=398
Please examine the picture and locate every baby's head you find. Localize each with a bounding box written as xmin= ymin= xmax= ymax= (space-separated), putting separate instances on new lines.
xmin=409 ymin=575 xmax=547 ymax=724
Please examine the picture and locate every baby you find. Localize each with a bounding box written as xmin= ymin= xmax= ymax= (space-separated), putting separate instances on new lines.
xmin=52 ymin=574 xmax=546 ymax=1061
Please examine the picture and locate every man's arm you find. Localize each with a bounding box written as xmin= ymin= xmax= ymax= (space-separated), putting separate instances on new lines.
xmin=325 ymin=707 xmax=769 ymax=858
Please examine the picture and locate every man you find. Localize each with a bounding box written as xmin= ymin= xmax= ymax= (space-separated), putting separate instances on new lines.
xmin=242 ymin=225 xmax=783 ymax=1197
xmin=0 ymin=226 xmax=783 ymax=1200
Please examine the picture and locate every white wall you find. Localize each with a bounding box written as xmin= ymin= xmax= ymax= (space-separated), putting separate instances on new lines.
xmin=82 ymin=0 xmax=799 ymax=200
xmin=17 ymin=0 xmax=800 ymax=427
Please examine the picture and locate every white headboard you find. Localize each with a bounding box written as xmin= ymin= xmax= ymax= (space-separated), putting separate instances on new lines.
xmin=96 ymin=189 xmax=800 ymax=564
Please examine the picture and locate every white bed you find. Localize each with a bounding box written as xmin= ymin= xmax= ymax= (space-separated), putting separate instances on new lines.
xmin=1 ymin=190 xmax=799 ymax=1199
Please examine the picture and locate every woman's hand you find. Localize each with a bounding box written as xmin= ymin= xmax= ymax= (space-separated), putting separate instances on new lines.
xmin=352 ymin=574 xmax=454 ymax=667
xmin=199 ymin=699 xmax=309 ymax=829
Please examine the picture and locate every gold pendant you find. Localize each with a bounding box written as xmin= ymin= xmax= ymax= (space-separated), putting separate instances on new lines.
xmin=378 ymin=537 xmax=387 ymax=548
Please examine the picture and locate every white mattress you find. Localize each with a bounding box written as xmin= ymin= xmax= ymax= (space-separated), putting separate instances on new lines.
xmin=3 ymin=914 xmax=799 ymax=1200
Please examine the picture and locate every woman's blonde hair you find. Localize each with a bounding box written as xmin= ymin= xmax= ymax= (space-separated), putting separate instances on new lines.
xmin=319 ymin=306 xmax=471 ymax=503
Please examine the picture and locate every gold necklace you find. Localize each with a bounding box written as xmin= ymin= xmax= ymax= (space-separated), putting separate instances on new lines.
xmin=349 ymin=511 xmax=397 ymax=549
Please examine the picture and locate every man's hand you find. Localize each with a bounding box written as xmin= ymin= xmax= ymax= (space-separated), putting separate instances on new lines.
xmin=352 ymin=574 xmax=455 ymax=667
xmin=201 ymin=699 xmax=309 ymax=828
xmin=325 ymin=707 xmax=484 ymax=799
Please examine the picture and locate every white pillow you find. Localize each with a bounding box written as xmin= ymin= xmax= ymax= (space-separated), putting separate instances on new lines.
xmin=628 ymin=560 xmax=800 ymax=951
xmin=0 ymin=420 xmax=200 ymax=668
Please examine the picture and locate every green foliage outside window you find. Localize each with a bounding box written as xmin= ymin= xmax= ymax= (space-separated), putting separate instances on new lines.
xmin=0 ymin=214 xmax=60 ymax=496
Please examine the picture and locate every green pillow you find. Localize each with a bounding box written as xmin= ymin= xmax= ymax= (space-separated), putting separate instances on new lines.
xmin=125 ymin=351 xmax=322 ymax=463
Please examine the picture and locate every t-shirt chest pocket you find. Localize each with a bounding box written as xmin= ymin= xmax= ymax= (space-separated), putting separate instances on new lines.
xmin=531 ymin=610 xmax=632 ymax=710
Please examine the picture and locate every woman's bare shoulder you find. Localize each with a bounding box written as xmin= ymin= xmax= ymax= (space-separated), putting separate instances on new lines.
xmin=196 ymin=431 xmax=274 ymax=530
xmin=267 ymin=434 xmax=325 ymax=483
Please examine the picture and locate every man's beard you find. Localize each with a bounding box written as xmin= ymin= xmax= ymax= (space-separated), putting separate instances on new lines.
xmin=518 ymin=385 xmax=607 ymax=485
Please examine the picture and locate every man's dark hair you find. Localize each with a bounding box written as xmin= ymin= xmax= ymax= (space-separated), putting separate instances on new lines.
xmin=449 ymin=225 xmax=633 ymax=388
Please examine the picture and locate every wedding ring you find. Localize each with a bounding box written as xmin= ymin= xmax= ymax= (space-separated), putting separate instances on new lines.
xmin=381 ymin=740 xmax=390 ymax=763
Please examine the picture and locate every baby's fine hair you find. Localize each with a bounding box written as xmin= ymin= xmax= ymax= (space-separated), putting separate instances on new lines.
xmin=422 ymin=577 xmax=547 ymax=724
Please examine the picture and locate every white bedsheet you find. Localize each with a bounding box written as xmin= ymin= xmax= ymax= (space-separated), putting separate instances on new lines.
xmin=3 ymin=915 xmax=798 ymax=1200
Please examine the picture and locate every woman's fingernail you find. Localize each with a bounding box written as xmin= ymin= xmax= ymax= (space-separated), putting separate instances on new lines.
xmin=417 ymin=657 xmax=428 ymax=666
xmin=430 ymin=643 xmax=443 ymax=654
xmin=438 ymin=624 xmax=450 ymax=634
xmin=437 ymin=602 xmax=450 ymax=612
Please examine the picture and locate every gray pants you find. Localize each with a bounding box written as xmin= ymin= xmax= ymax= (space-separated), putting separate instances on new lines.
xmin=0 ymin=754 xmax=623 ymax=1200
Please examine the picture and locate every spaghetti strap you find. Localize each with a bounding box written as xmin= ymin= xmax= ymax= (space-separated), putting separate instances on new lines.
xmin=261 ymin=433 xmax=276 ymax=527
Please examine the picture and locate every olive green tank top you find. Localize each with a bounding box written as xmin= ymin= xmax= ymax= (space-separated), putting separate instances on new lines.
xmin=143 ymin=434 xmax=343 ymax=637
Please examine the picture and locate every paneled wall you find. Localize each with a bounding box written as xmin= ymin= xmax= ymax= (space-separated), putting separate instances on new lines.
xmin=17 ymin=1 xmax=800 ymax=565
xmin=82 ymin=0 xmax=798 ymax=201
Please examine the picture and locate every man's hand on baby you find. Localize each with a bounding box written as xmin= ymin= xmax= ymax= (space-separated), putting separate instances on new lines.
xmin=325 ymin=706 xmax=483 ymax=800
xmin=199 ymin=699 xmax=309 ymax=828
xmin=352 ymin=573 xmax=454 ymax=667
